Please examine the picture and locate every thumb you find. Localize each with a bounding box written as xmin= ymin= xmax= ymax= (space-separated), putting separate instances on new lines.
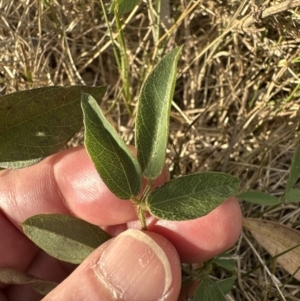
xmin=43 ymin=229 xmax=181 ymax=301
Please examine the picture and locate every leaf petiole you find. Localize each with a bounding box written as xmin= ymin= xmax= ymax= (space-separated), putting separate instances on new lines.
xmin=140 ymin=179 xmax=153 ymax=204
xmin=131 ymin=180 xmax=153 ymax=230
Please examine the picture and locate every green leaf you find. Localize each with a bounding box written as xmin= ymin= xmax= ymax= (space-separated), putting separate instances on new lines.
xmin=136 ymin=47 xmax=182 ymax=180
xmin=216 ymin=277 xmax=236 ymax=295
xmin=110 ymin=0 xmax=142 ymax=14
xmin=213 ymin=256 xmax=235 ymax=271
xmin=285 ymin=188 xmax=300 ymax=203
xmin=81 ymin=93 xmax=142 ymax=199
xmin=22 ymin=214 xmax=111 ymax=264
xmin=0 ymin=86 xmax=106 ymax=169
xmin=0 ymin=267 xmax=57 ymax=296
xmin=146 ymin=172 xmax=240 ymax=221
xmin=238 ymin=191 xmax=280 ymax=205
xmin=193 ymin=276 xmax=226 ymax=301
xmin=285 ymin=144 xmax=300 ymax=195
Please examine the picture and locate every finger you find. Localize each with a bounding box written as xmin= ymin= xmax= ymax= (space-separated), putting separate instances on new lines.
xmin=50 ymin=147 xmax=242 ymax=263
xmin=0 ymin=146 xmax=143 ymax=290
xmin=53 ymin=146 xmax=168 ymax=226
xmin=3 ymin=250 xmax=76 ymax=301
xmin=43 ymin=229 xmax=181 ymax=301
xmin=0 ymin=146 xmax=168 ymax=228
xmin=0 ymin=146 xmax=168 ymax=293
xmin=0 ymin=145 xmax=241 ymax=266
xmin=0 ymin=211 xmax=38 ymax=289
xmin=130 ymin=197 xmax=242 ymax=263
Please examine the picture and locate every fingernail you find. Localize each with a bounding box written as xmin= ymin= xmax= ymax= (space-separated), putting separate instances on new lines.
xmin=94 ymin=229 xmax=172 ymax=301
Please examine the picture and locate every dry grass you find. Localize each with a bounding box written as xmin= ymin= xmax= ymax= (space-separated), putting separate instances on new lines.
xmin=1 ymin=0 xmax=300 ymax=300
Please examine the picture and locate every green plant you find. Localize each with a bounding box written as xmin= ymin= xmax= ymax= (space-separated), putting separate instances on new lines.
xmin=0 ymin=47 xmax=240 ymax=300
xmin=239 ymin=144 xmax=300 ymax=206
xmin=0 ymin=1 xmax=242 ymax=298
xmin=239 ymin=144 xmax=300 ymax=285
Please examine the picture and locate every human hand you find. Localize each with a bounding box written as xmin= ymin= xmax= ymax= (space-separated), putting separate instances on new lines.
xmin=0 ymin=146 xmax=242 ymax=301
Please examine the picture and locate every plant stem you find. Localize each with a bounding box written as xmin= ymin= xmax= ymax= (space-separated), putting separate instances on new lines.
xmin=99 ymin=0 xmax=121 ymax=71
xmin=104 ymin=88 xmax=123 ymax=116
xmin=131 ymin=196 xmax=147 ymax=229
xmin=137 ymin=205 xmax=147 ymax=230
xmin=132 ymin=179 xmax=153 ymax=230
xmin=99 ymin=0 xmax=134 ymax=114
xmin=114 ymin=9 xmax=132 ymax=115
xmin=140 ymin=179 xmax=153 ymax=203
xmin=156 ymin=0 xmax=161 ymax=40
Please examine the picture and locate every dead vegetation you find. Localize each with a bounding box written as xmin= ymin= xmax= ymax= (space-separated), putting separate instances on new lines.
xmin=1 ymin=0 xmax=300 ymax=300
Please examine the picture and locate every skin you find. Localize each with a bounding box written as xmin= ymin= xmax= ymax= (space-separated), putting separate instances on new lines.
xmin=0 ymin=146 xmax=243 ymax=301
